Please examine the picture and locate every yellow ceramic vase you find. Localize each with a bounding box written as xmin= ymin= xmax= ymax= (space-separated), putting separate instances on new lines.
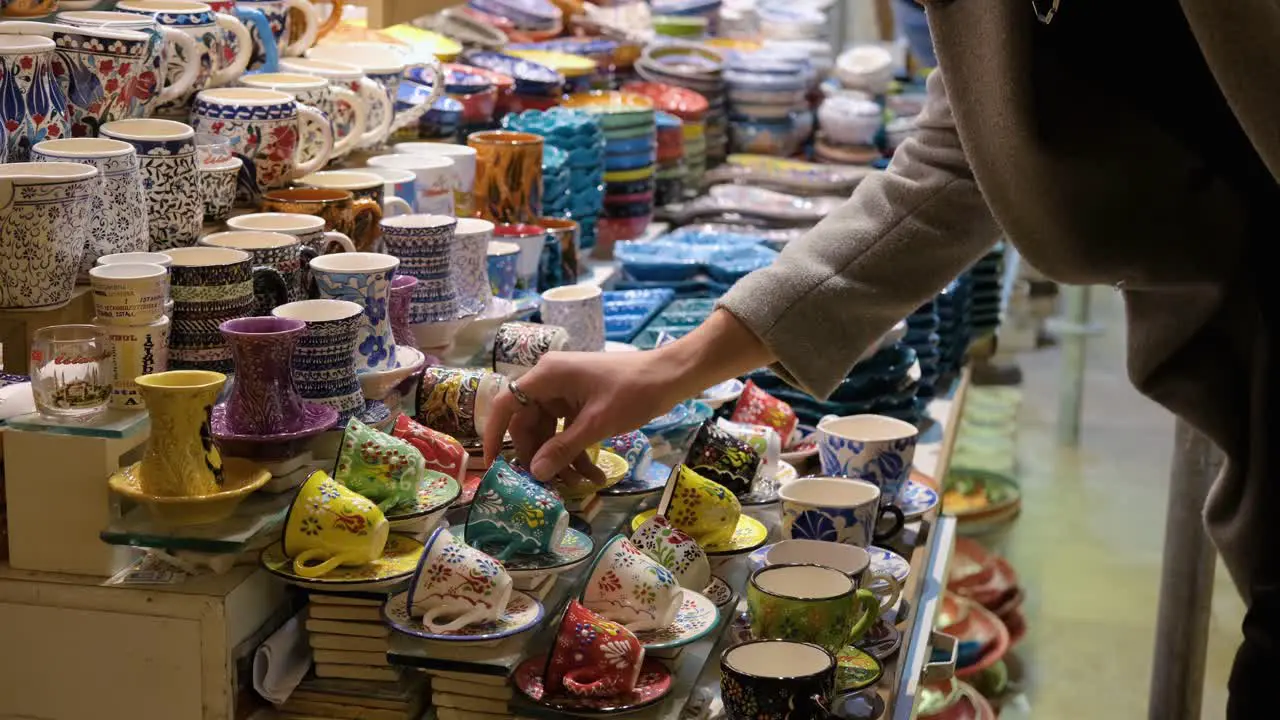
xmin=135 ymin=371 xmax=227 ymax=498
xmin=284 ymin=470 xmax=390 ymax=578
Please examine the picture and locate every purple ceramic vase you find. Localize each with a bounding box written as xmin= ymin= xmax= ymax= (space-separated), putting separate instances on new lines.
xmin=390 ymin=274 xmax=418 ymax=348
xmin=220 ymin=316 xmax=310 ymax=435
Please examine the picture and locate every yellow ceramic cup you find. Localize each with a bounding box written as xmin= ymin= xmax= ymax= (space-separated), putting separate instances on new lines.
xmin=284 ymin=470 xmax=390 ymax=578
xmin=135 ymin=370 xmax=227 ymax=498
xmin=658 ymin=465 xmax=741 ymax=546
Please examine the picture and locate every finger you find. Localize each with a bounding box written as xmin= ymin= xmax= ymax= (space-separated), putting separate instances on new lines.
xmin=483 ymin=386 xmax=518 ymax=466
xmin=531 ymin=409 xmax=603 ymax=482
xmin=570 ymin=450 xmax=606 ymax=484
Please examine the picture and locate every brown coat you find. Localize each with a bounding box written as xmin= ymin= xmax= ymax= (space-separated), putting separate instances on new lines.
xmin=720 ymin=0 xmax=1277 ymax=598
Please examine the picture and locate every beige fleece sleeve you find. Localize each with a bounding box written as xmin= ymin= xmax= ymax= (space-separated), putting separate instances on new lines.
xmin=716 ymin=70 xmax=1002 ymax=399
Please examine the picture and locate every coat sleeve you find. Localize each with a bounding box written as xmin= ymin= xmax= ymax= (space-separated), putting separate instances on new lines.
xmin=716 ymin=69 xmax=1003 ymax=399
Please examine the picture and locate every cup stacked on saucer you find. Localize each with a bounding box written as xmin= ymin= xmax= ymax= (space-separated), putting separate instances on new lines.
xmin=502 ymin=108 xmax=605 ymax=250
xmin=561 ymin=91 xmax=657 ymax=247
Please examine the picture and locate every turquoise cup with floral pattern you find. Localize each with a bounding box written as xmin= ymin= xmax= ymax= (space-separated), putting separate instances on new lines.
xmin=464 ymin=457 xmax=569 ymax=560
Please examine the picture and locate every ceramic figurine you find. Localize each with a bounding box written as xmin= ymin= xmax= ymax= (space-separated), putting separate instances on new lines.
xmin=464 ymin=457 xmax=569 ymax=561
xmin=134 ymin=370 xmax=228 ymax=497
xmin=0 ymin=161 xmax=98 ymax=309
xmin=101 ymin=118 xmax=202 ymax=251
xmin=333 ymin=416 xmax=425 ymax=512
xmin=545 ymin=600 xmax=646 ymax=697
xmin=406 ymin=526 xmax=513 ymax=630
xmin=0 ymin=35 xmax=70 ymax=162
xmin=307 ymin=252 xmax=399 ymax=373
xmin=580 ymin=534 xmax=682 ymax=632
xmin=272 ymin=299 xmax=366 ymax=425
xmin=283 ymin=469 xmax=390 ymax=578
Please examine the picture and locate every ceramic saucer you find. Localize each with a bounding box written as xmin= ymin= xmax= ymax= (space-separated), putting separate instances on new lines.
xmin=868 ymin=546 xmax=911 ymax=590
xmin=459 ymin=524 xmax=595 ymax=578
xmin=384 ymin=470 xmax=461 ymax=525
xmin=454 ymin=472 xmax=482 ymax=508
xmin=700 ymin=377 xmax=744 ymax=409
xmin=856 ymin=616 xmax=903 ymax=661
xmin=701 ymin=574 xmax=734 ymax=608
xmin=897 ymin=478 xmax=939 ymax=520
xmin=551 ymin=449 xmax=629 ymax=499
xmin=633 ymin=589 xmax=719 ymax=651
xmin=108 ymin=458 xmax=271 ymax=525
xmin=779 ymin=424 xmax=818 ymax=464
xmin=737 ymin=460 xmax=798 ymax=505
xmin=210 ymin=402 xmax=338 ymax=444
xmin=944 ymin=594 xmax=1011 ymax=679
xmin=836 ymin=645 xmax=883 ymax=692
xmin=382 ymin=589 xmax=545 ymax=643
xmin=599 ymin=460 xmax=669 ymax=497
xmin=258 ymin=533 xmax=424 ymax=592
xmin=357 ymin=345 xmax=427 ymax=401
xmin=514 ymin=655 xmax=673 ymax=714
xmin=630 ymin=510 xmax=769 ymax=556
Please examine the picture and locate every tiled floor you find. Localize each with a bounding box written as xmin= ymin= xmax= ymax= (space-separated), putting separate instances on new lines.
xmin=991 ymin=288 xmax=1243 ymax=718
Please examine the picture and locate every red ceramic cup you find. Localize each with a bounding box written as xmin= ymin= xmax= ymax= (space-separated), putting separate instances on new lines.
xmin=545 ymin=600 xmax=646 ymax=697
xmin=392 ymin=414 xmax=469 ymax=483
xmin=730 ymin=379 xmax=799 ymax=443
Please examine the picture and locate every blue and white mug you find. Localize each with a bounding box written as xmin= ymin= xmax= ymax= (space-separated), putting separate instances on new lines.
xmin=272 ymin=299 xmax=365 ymax=425
xmin=379 ymin=214 xmax=459 ymax=323
xmin=816 ymin=413 xmax=918 ymax=504
xmin=778 ymin=477 xmax=904 ymax=548
xmin=307 ymin=252 xmax=399 ymax=373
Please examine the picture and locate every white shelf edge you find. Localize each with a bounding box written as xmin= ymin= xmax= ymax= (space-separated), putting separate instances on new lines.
xmin=893 ymin=513 xmax=957 ymax=720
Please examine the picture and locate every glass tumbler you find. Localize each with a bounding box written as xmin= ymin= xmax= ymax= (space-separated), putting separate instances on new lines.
xmin=30 ymin=324 xmax=114 ymax=420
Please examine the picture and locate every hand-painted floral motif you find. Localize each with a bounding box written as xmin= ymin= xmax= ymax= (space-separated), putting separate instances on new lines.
xmin=463 ymin=457 xmax=568 ymax=560
xmin=310 ymin=263 xmax=398 ymax=373
xmin=684 ymin=419 xmax=760 ymax=496
xmin=730 ymin=379 xmax=798 ymax=442
xmin=630 ymin=515 xmax=711 ymax=590
xmin=582 ymin=535 xmax=683 ymax=633
xmin=392 ymin=414 xmax=467 ymax=480
xmin=0 ymin=169 xmax=96 ymax=308
xmin=99 ymin=129 xmax=200 ymax=251
xmin=0 ymin=41 xmax=71 ymax=162
xmin=544 ymin=601 xmax=646 ymax=697
xmin=404 ymin=526 xmax=516 ymax=633
xmin=334 ymin=416 xmax=425 ymax=512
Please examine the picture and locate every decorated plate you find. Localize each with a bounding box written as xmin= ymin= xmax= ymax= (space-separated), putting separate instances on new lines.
xmin=454 ymin=472 xmax=482 ymax=508
xmin=459 ymin=525 xmax=595 ymax=577
xmin=382 ymin=589 xmax=544 ymax=643
xmin=702 ymin=574 xmax=733 ymax=608
xmin=210 ymin=402 xmax=337 ymax=444
xmin=514 ymin=656 xmax=673 ymax=714
xmin=897 ymin=479 xmax=939 ymax=520
xmin=856 ymin=616 xmax=903 ymax=661
xmin=779 ymin=424 xmax=818 ymax=465
xmin=630 ymin=510 xmax=768 ymax=557
xmin=108 ymin=458 xmax=271 ymax=526
xmin=868 ymin=546 xmax=910 ymax=590
xmin=259 ymin=533 xmax=423 ymax=592
xmin=385 ymin=470 xmax=462 ymax=523
xmin=633 ymin=589 xmax=719 ymax=651
xmin=836 ymin=645 xmax=883 ymax=692
xmin=700 ymin=377 xmax=744 ymax=409
xmin=599 ymin=460 xmax=669 ymax=497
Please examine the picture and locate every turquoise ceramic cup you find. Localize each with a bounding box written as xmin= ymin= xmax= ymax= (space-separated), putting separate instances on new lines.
xmin=464 ymin=457 xmax=569 ymax=560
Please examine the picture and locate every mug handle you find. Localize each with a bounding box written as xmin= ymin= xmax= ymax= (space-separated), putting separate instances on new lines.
xmin=420 ymin=602 xmax=491 ymax=633
xmin=351 ymin=197 xmax=383 ymax=251
xmin=281 ymin=0 xmax=321 ymax=57
xmin=315 ymin=0 xmax=345 ymax=39
xmin=384 ymin=196 xmax=413 ymax=218
xmin=252 ymin=265 xmax=291 ymax=310
xmin=154 ymin=28 xmax=200 ymax=106
xmin=563 ymin=668 xmax=610 ymax=697
xmin=872 ymin=504 xmax=905 ymax=543
xmin=801 ymin=693 xmax=840 ymax=719
xmin=292 ymin=548 xmax=354 ymax=577
xmin=211 ymin=12 xmax=253 ymax=86
xmin=235 ymin=7 xmax=280 ymax=73
xmin=846 ymin=588 xmax=881 ymax=644
xmin=867 ymin=570 xmax=902 ymax=610
xmin=291 ymin=102 xmax=334 ymax=178
xmin=393 ymin=57 xmax=443 ymax=129
xmin=323 ymin=231 xmax=356 ymax=253
xmin=357 ymin=76 xmax=393 ymax=148
xmin=329 ymin=84 xmax=368 ymax=157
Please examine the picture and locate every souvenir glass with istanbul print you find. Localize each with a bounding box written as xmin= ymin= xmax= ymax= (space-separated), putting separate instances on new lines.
xmin=464 ymin=457 xmax=570 ymax=561
xmin=30 ymin=324 xmax=113 ymax=420
xmin=406 ymin=526 xmax=513 ymax=630
xmin=283 ymin=469 xmax=390 ymax=578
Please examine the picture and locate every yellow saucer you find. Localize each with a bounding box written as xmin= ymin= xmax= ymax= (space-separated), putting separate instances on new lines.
xmin=604 ymin=165 xmax=657 ymax=183
xmin=509 ymin=50 xmax=597 ymax=77
xmin=553 ymin=449 xmax=629 ymax=500
xmin=259 ymin=533 xmax=424 ymax=591
xmin=563 ymin=91 xmax=655 ymax=114
xmin=631 ymin=509 xmax=769 ymax=556
xmin=108 ymin=458 xmax=270 ymax=526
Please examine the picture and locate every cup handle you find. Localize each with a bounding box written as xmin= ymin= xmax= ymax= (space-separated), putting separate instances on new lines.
xmin=563 ymin=669 xmax=609 ymax=697
xmin=420 ymin=602 xmax=490 ymax=633
xmin=252 ymin=265 xmax=291 ymax=311
xmin=329 ymin=85 xmax=367 ymax=157
xmin=357 ymin=76 xmax=393 ymax=148
xmin=292 ymin=548 xmax=351 ymax=577
xmin=281 ymin=0 xmax=321 ymax=57
xmin=384 ymin=196 xmax=413 ymax=218
xmin=211 ymin=12 xmax=253 ymax=86
xmin=846 ymin=588 xmax=881 ymax=643
xmin=235 ymin=7 xmax=280 ymax=73
xmin=867 ymin=570 xmax=902 ymax=609
xmin=872 ymin=504 xmax=905 ymax=543
xmin=154 ymin=28 xmax=200 ymax=106
xmin=351 ymin=197 xmax=383 ymax=251
xmin=315 ymin=0 xmax=345 ymax=39
xmin=291 ymin=102 xmax=334 ymax=178
xmin=323 ymin=231 xmax=356 ymax=253
xmin=393 ymin=57 xmax=443 ymax=129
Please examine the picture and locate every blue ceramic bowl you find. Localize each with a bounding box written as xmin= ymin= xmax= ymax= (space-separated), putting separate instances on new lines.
xmin=605 ymin=151 xmax=657 ymax=172
xmin=605 ymin=135 xmax=658 ymax=155
xmin=641 ymin=399 xmax=714 ymax=464
xmin=462 ymin=50 xmax=563 ymax=92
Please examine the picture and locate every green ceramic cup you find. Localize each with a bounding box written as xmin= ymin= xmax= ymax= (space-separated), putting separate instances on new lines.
xmin=333 ymin=416 xmax=425 ymax=512
xmin=464 ymin=457 xmax=569 ymax=560
xmin=746 ymin=563 xmax=880 ymax=654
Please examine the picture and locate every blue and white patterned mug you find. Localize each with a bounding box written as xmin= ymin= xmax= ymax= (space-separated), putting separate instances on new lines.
xmin=306 ymin=252 xmax=399 ymax=373
xmin=101 ymin=118 xmax=201 ymax=251
xmin=379 ymin=214 xmax=459 ymax=324
xmin=486 ymin=240 xmax=519 ymax=300
xmin=816 ymin=413 xmax=918 ymax=505
xmin=272 ymin=299 xmax=365 ymax=425
xmin=778 ymin=477 xmax=904 ymax=548
xmin=601 ymin=430 xmax=654 ymax=484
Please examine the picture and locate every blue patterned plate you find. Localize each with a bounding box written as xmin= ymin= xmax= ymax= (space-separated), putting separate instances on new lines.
xmin=458 ymin=524 xmax=594 ymax=577
xmin=632 ymin=589 xmax=719 ymax=651
xmin=896 ymin=479 xmax=938 ymax=520
xmin=867 ymin=546 xmax=910 ymax=590
xmin=382 ymin=589 xmax=544 ymax=642
xmin=600 ymin=460 xmax=670 ymax=496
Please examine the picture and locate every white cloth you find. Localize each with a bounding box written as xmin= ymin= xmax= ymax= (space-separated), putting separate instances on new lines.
xmin=253 ymin=610 xmax=311 ymax=705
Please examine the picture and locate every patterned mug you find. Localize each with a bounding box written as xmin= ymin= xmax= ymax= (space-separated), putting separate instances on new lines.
xmin=279 ymin=56 xmax=392 ymax=150
xmin=392 ymin=414 xmax=468 ymax=483
xmin=271 ymin=299 xmax=364 ymax=425
xmin=235 ymin=0 xmax=320 ymax=69
xmin=453 ymin=217 xmax=494 ymax=314
xmin=100 ymin=118 xmax=200 ymax=251
xmin=540 ymin=284 xmax=605 ymax=352
xmin=816 ymin=413 xmax=919 ymax=504
xmin=415 ymin=366 xmax=503 ymax=441
xmin=261 ymin=187 xmax=382 ymax=252
xmin=630 ymin=515 xmax=711 ymax=591
xmin=464 ymin=457 xmax=569 ymax=561
xmin=406 ymin=526 xmax=513 ymax=631
xmin=581 ymin=534 xmax=682 ymax=632
xmin=333 ymin=416 xmax=425 ymax=513
xmin=546 ymin=600 xmax=646 ymax=697
xmin=777 ymin=477 xmax=904 ymax=548
xmin=601 ymin=430 xmax=654 ymax=485
xmin=306 ymin=252 xmax=399 ymax=373
xmin=485 ymin=240 xmax=519 ymax=301
xmin=0 ymin=34 xmax=68 ymax=162
xmin=491 ymin=321 xmax=569 ymax=380
xmin=239 ymin=72 xmax=367 ymax=161
xmin=198 ymin=230 xmax=310 ymax=309
xmin=655 ymin=464 xmax=742 ymax=547
xmin=720 ymin=640 xmax=836 ymax=720
xmin=378 ymin=213 xmax=460 ymax=324
xmin=684 ymin=419 xmax=761 ymax=497
xmin=283 ymin=469 xmax=389 ymax=578
xmin=730 ymin=379 xmax=799 ymax=445
xmin=747 ymin=564 xmax=880 ymax=653
xmin=0 ymin=161 xmax=98 ymax=309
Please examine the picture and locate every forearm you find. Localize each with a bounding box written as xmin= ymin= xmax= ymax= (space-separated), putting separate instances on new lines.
xmin=648 ymin=309 xmax=775 ymax=404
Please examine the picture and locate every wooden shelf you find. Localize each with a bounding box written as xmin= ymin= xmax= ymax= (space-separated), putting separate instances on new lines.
xmin=346 ymin=0 xmax=461 ymax=29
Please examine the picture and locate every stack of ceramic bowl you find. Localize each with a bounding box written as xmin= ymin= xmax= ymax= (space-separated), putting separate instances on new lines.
xmin=508 ymin=38 xmax=620 ymax=90
xmin=968 ymin=246 xmax=1005 ymax=338
xmin=502 ymin=109 xmax=606 ymax=249
xmin=755 ymin=0 xmax=829 ymax=42
xmin=467 ymin=0 xmax=563 ymax=37
xmin=440 ymin=64 xmax=499 ymax=133
xmin=542 ymin=145 xmax=571 ymax=216
xmin=562 ymin=92 xmax=658 ymax=248
xmin=654 ymin=112 xmax=686 ymax=205
xmin=461 ymin=50 xmax=565 ymax=115
xmin=835 ymin=45 xmax=895 ymax=96
xmin=936 ymin=273 xmax=973 ymax=382
xmin=652 ymin=0 xmax=723 ymax=35
xmin=816 ymin=91 xmax=884 ymax=165
xmin=905 ymin=299 xmax=942 ymax=400
xmin=396 ymin=83 xmax=463 ymax=142
xmin=621 ymin=82 xmax=711 ymax=189
xmin=725 ymin=53 xmax=813 ymax=157
xmin=635 ymin=42 xmax=727 ymax=166
xmin=653 ymin=14 xmax=710 ymax=40
xmin=508 ymin=49 xmax=598 ymax=95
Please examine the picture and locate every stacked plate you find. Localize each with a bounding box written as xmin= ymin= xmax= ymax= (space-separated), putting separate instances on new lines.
xmin=562 ymin=91 xmax=658 ymax=247
xmin=461 ymin=50 xmax=565 ymax=115
xmin=508 ymin=49 xmax=598 ymax=94
xmin=652 ymin=0 xmax=723 ymax=35
xmin=501 ymin=108 xmax=606 ymax=249
xmin=621 ymin=81 xmax=711 ymax=191
xmin=725 ymin=53 xmax=814 ymax=157
xmin=755 ymin=0 xmax=829 ymax=42
xmin=467 ymin=0 xmax=563 ymax=36
xmin=635 ymin=42 xmax=727 ymax=166
xmin=542 ymin=145 xmax=570 ymax=217
xmin=396 ymin=82 xmax=462 ymax=142
xmin=905 ymin=299 xmax=942 ymax=400
xmin=968 ymin=245 xmax=1005 ymax=337
xmin=655 ymin=112 xmax=686 ymax=205
xmin=507 ymin=38 xmax=620 ymax=90
xmin=937 ymin=274 xmax=973 ymax=381
xmin=653 ymin=14 xmax=709 ymax=40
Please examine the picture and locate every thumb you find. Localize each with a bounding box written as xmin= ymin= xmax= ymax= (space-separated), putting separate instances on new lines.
xmin=531 ymin=413 xmax=601 ymax=482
